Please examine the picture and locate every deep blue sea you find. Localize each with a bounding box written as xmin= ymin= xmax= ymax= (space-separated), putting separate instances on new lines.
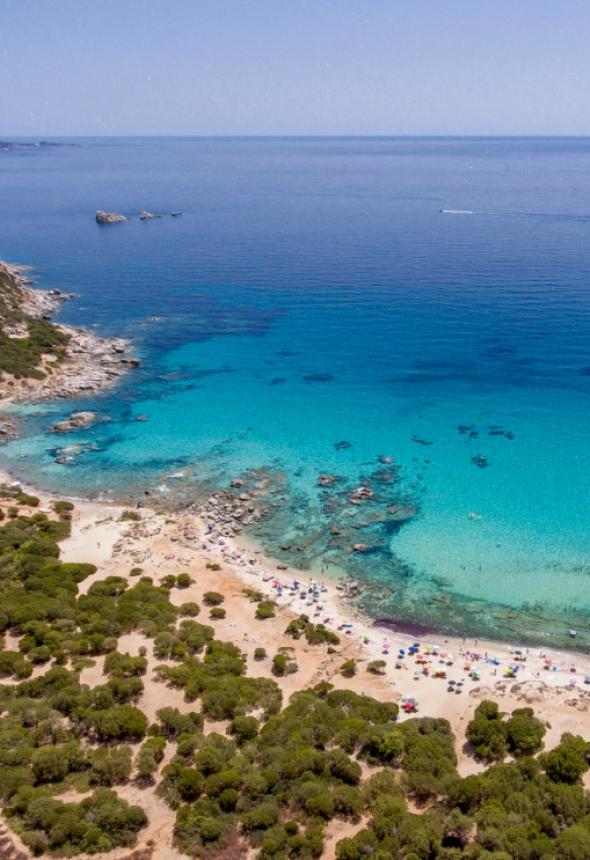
xmin=2 ymin=136 xmax=590 ymax=646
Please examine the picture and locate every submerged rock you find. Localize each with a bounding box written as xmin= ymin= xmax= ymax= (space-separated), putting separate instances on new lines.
xmin=53 ymin=442 xmax=98 ymax=463
xmin=52 ymin=411 xmax=97 ymax=433
xmin=471 ymin=454 xmax=489 ymax=468
xmin=387 ymin=504 xmax=417 ymax=522
xmin=411 ymin=435 xmax=433 ymax=446
xmin=302 ymin=373 xmax=335 ymax=383
xmin=317 ymin=474 xmax=341 ymax=487
xmin=334 ymin=440 xmax=352 ymax=450
xmin=95 ymin=210 xmax=127 ymax=224
xmin=349 ymin=485 xmax=374 ymax=504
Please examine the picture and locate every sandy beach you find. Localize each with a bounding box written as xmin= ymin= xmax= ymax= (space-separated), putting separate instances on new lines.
xmin=1 ymin=469 xmax=589 ymax=858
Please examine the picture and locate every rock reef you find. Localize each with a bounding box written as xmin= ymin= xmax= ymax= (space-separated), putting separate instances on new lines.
xmin=52 ymin=411 xmax=97 ymax=434
xmin=95 ymin=210 xmax=127 ymax=224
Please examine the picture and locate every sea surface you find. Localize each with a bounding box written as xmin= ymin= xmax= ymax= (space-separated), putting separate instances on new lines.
xmin=1 ymin=136 xmax=590 ymax=648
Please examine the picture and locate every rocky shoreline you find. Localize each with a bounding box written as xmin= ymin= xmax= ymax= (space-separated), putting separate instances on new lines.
xmin=0 ymin=261 xmax=139 ymax=408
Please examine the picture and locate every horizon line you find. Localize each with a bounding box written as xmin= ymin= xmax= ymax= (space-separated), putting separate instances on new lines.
xmin=5 ymin=133 xmax=590 ymax=140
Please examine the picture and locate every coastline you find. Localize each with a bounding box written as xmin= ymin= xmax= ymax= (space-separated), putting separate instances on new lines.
xmin=0 ymin=260 xmax=138 ymax=407
xmin=0 ymin=255 xmax=590 ymax=860
xmin=0 ymin=249 xmax=586 ymax=663
xmin=1 ymin=468 xmax=590 ymax=858
xmin=5 ymin=465 xmax=590 ymax=702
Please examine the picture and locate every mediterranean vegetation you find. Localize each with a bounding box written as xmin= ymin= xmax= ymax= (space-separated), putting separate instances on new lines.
xmin=0 ymin=266 xmax=69 ymax=379
xmin=0 ymin=485 xmax=589 ymax=858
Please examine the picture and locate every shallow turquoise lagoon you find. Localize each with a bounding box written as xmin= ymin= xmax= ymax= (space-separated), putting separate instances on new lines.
xmin=1 ymin=136 xmax=590 ymax=646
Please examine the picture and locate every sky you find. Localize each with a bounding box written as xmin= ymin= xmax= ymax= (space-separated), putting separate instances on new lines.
xmin=2 ymin=0 xmax=590 ymax=136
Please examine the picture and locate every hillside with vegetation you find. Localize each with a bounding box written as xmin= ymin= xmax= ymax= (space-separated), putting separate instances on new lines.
xmin=0 ymin=487 xmax=588 ymax=858
xmin=0 ymin=264 xmax=69 ymax=380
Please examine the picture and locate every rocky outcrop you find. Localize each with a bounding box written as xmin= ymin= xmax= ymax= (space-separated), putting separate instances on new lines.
xmin=52 ymin=411 xmax=97 ymax=434
xmin=0 ymin=261 xmax=139 ymax=405
xmin=139 ymin=211 xmax=159 ymax=220
xmin=95 ymin=210 xmax=127 ymax=224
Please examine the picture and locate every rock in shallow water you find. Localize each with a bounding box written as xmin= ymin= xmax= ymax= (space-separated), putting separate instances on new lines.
xmin=52 ymin=411 xmax=97 ymax=433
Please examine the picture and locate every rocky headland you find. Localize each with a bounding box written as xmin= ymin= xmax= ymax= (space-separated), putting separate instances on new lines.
xmin=0 ymin=261 xmax=139 ymax=406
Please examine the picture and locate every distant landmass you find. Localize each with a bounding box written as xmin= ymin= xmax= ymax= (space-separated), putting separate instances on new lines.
xmin=0 ymin=140 xmax=80 ymax=150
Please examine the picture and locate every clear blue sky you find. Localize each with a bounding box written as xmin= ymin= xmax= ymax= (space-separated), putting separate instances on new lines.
xmin=2 ymin=0 xmax=590 ymax=136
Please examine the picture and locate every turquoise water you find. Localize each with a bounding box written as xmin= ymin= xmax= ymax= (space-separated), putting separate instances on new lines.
xmin=2 ymin=136 xmax=590 ymax=646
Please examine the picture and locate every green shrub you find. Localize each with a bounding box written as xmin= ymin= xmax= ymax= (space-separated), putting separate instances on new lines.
xmin=156 ymin=707 xmax=204 ymax=739
xmin=119 ymin=509 xmax=141 ymax=521
xmin=505 ymin=707 xmax=546 ymax=756
xmin=20 ymin=787 xmax=146 ymax=854
xmin=209 ymin=606 xmax=226 ymax=619
xmin=466 ymin=699 xmax=508 ymax=761
xmin=89 ymin=745 xmax=132 ymax=786
xmin=340 ymin=660 xmax=357 ymax=678
xmin=367 ymin=659 xmax=386 ymax=675
xmin=272 ymin=653 xmax=288 ymax=676
xmin=179 ymin=601 xmax=200 ymax=616
xmin=230 ymin=715 xmax=259 ymax=743
xmin=542 ymin=733 xmax=590 ymax=783
xmin=203 ymin=590 xmax=224 ymax=606
xmin=136 ymin=737 xmax=166 ymax=779
xmin=16 ymin=493 xmax=39 ymax=507
xmin=84 ymin=705 xmax=148 ymax=742
xmin=256 ymin=601 xmax=276 ymax=620
xmin=285 ymin=615 xmax=340 ymax=646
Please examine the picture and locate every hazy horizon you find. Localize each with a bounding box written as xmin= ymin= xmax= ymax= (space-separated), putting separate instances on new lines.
xmin=6 ymin=134 xmax=590 ymax=140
